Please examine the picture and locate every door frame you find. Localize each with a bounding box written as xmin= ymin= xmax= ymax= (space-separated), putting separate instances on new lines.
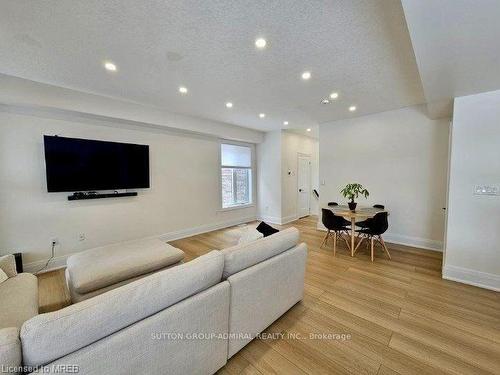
xmin=297 ymin=153 xmax=312 ymax=218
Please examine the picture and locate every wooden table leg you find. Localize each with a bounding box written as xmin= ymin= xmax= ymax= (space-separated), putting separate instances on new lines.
xmin=351 ymin=217 xmax=355 ymax=256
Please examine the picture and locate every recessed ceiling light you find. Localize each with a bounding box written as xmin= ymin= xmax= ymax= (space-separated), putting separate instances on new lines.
xmin=307 ymin=128 xmax=311 ymax=132
xmin=226 ymin=102 xmax=233 ymax=108
xmin=301 ymin=71 xmax=311 ymax=80
xmin=255 ymin=38 xmax=267 ymax=48
xmin=104 ymin=62 xmax=117 ymax=71
xmin=349 ymin=105 xmax=357 ymax=112
xmin=259 ymin=113 xmax=266 ymax=118
xmin=330 ymin=92 xmax=339 ymax=99
xmin=321 ymin=98 xmax=330 ymax=104
xmin=283 ymin=121 xmax=289 ymax=125
xmin=179 ymin=86 xmax=188 ymax=94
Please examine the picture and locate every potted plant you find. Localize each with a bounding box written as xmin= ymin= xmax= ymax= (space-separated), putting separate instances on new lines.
xmin=340 ymin=183 xmax=369 ymax=212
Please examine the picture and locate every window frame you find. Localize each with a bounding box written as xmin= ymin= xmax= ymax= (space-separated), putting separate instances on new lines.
xmin=218 ymin=140 xmax=256 ymax=211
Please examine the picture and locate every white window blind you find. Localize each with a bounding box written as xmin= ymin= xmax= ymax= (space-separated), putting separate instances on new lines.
xmin=221 ymin=144 xmax=252 ymax=167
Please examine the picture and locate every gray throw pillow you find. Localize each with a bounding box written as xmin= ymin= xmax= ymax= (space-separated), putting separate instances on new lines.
xmin=0 ymin=268 xmax=8 ymax=284
xmin=0 ymin=255 xmax=17 ymax=278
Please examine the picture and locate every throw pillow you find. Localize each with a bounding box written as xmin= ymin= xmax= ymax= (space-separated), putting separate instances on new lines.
xmin=256 ymin=221 xmax=279 ymax=237
xmin=238 ymin=228 xmax=264 ymax=244
xmin=0 ymin=254 xmax=17 ymax=278
xmin=0 ymin=268 xmax=8 ymax=285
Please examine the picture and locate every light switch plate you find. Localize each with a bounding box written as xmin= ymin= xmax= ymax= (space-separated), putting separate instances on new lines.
xmin=474 ymin=185 xmax=500 ymax=196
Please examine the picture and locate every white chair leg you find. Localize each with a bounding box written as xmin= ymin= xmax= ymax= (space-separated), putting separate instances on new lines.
xmin=320 ymin=230 xmax=330 ymax=248
xmin=379 ymin=235 xmax=392 ymax=260
xmin=333 ymin=231 xmax=337 ymax=256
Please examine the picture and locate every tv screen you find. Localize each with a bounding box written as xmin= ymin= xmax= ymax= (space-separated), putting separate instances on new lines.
xmin=43 ymin=136 xmax=150 ymax=192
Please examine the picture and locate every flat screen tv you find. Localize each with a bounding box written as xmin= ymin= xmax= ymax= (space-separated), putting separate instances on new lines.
xmin=44 ymin=135 xmax=150 ymax=192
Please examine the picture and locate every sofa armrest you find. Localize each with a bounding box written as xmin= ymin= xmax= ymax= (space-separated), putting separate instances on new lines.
xmin=0 ymin=255 xmax=17 ymax=278
xmin=226 ymin=243 xmax=307 ymax=357
xmin=0 ymin=327 xmax=22 ymax=374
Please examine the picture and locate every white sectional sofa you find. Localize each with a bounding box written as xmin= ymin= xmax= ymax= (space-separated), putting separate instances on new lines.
xmin=0 ymin=227 xmax=307 ymax=375
xmin=0 ymin=255 xmax=38 ymax=373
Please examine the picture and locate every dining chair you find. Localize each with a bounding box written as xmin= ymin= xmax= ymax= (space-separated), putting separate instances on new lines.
xmin=321 ymin=209 xmax=351 ymax=256
xmin=356 ymin=204 xmax=385 ymax=228
xmin=354 ymin=212 xmax=391 ymax=262
xmin=327 ymin=202 xmax=351 ymax=226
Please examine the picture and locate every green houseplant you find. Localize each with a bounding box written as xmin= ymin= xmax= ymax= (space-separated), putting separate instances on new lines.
xmin=340 ymin=183 xmax=369 ymax=211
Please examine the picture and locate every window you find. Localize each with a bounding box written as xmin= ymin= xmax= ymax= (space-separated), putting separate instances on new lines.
xmin=220 ymin=142 xmax=253 ymax=208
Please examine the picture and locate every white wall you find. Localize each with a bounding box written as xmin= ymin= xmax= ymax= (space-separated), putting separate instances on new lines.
xmin=319 ymin=105 xmax=449 ymax=250
xmin=0 ymin=108 xmax=257 ymax=271
xmin=444 ymin=90 xmax=500 ymax=291
xmin=257 ymin=131 xmax=282 ymax=223
xmin=281 ymin=132 xmax=319 ymax=222
xmin=257 ymin=130 xmax=319 ymax=225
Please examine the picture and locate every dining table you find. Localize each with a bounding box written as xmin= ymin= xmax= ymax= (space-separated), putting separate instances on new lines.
xmin=323 ymin=205 xmax=387 ymax=256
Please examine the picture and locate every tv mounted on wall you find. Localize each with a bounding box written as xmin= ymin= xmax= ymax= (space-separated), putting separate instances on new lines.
xmin=43 ymin=135 xmax=150 ymax=193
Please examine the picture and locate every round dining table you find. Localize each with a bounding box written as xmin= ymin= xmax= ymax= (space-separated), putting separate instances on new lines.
xmin=323 ymin=205 xmax=387 ymax=256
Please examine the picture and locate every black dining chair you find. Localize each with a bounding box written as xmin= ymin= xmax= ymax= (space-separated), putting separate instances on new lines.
xmin=321 ymin=209 xmax=351 ymax=256
xmin=354 ymin=211 xmax=391 ymax=262
xmin=355 ymin=204 xmax=385 ymax=229
xmin=327 ymin=202 xmax=351 ymax=226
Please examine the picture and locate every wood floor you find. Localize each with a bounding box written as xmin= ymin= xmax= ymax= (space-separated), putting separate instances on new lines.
xmin=38 ymin=216 xmax=500 ymax=375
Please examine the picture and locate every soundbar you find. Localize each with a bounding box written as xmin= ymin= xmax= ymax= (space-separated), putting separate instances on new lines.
xmin=68 ymin=192 xmax=138 ymax=201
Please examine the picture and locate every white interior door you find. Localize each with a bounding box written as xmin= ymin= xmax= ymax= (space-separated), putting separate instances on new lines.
xmin=297 ymin=155 xmax=311 ymax=218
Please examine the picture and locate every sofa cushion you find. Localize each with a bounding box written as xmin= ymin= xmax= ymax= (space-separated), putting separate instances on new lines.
xmin=21 ymin=250 xmax=224 ymax=367
xmin=0 ymin=255 xmax=17 ymax=278
xmin=237 ymin=228 xmax=263 ymax=245
xmin=221 ymin=227 xmax=299 ymax=279
xmin=65 ymin=260 xmax=181 ymax=303
xmin=66 ymin=238 xmax=184 ymax=294
xmin=0 ymin=273 xmax=38 ymax=330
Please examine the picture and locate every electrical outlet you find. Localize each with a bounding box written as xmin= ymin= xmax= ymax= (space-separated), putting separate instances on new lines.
xmin=78 ymin=233 xmax=86 ymax=241
xmin=474 ymin=185 xmax=500 ymax=196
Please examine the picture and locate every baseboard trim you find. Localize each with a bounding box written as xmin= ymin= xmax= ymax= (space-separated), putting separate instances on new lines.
xmin=257 ymin=215 xmax=282 ymax=225
xmin=443 ymin=265 xmax=500 ymax=292
xmin=158 ymin=216 xmax=257 ymax=242
xmin=281 ymin=214 xmax=300 ymax=225
xmin=258 ymin=214 xmax=300 ymax=226
xmin=383 ymin=233 xmax=443 ymax=252
xmin=24 ymin=215 xmax=257 ymax=274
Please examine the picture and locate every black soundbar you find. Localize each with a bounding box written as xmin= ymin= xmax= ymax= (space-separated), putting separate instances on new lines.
xmin=68 ymin=192 xmax=138 ymax=201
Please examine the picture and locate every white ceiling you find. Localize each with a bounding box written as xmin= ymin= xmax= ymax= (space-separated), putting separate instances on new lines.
xmin=402 ymin=0 xmax=500 ymax=118
xmin=0 ymin=0 xmax=425 ymax=133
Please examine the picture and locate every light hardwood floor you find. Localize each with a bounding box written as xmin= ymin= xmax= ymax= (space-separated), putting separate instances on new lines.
xmin=38 ymin=216 xmax=500 ymax=375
